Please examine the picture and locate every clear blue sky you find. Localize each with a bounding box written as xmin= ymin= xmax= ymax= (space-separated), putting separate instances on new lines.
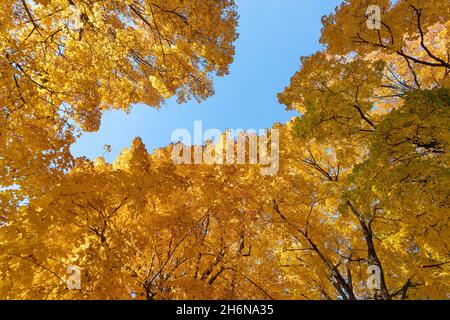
xmin=71 ymin=0 xmax=342 ymax=162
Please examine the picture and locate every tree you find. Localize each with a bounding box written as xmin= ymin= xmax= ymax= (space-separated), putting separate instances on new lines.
xmin=276 ymin=0 xmax=449 ymax=299
xmin=1 ymin=0 xmax=449 ymax=300
xmin=0 ymin=138 xmax=278 ymax=299
xmin=0 ymin=0 xmax=238 ymax=208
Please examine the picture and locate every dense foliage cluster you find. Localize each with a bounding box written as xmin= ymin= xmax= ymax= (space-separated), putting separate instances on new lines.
xmin=1 ymin=0 xmax=449 ymax=299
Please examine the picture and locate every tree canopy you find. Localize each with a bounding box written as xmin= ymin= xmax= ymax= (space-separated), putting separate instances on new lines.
xmin=1 ymin=0 xmax=449 ymax=300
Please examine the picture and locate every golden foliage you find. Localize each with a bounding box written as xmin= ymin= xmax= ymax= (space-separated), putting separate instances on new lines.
xmin=1 ymin=0 xmax=449 ymax=300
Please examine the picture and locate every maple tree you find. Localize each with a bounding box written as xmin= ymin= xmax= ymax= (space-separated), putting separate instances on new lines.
xmin=276 ymin=0 xmax=450 ymax=299
xmin=0 ymin=138 xmax=277 ymax=299
xmin=1 ymin=0 xmax=449 ymax=300
xmin=0 ymin=0 xmax=238 ymax=206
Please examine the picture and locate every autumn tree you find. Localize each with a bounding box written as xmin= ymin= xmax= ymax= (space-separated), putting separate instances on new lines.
xmin=1 ymin=0 xmax=449 ymax=300
xmin=0 ymin=138 xmax=280 ymax=299
xmin=276 ymin=0 xmax=450 ymax=299
xmin=0 ymin=0 xmax=238 ymax=210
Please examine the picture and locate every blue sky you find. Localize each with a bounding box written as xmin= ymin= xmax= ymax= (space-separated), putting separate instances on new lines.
xmin=71 ymin=0 xmax=342 ymax=162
